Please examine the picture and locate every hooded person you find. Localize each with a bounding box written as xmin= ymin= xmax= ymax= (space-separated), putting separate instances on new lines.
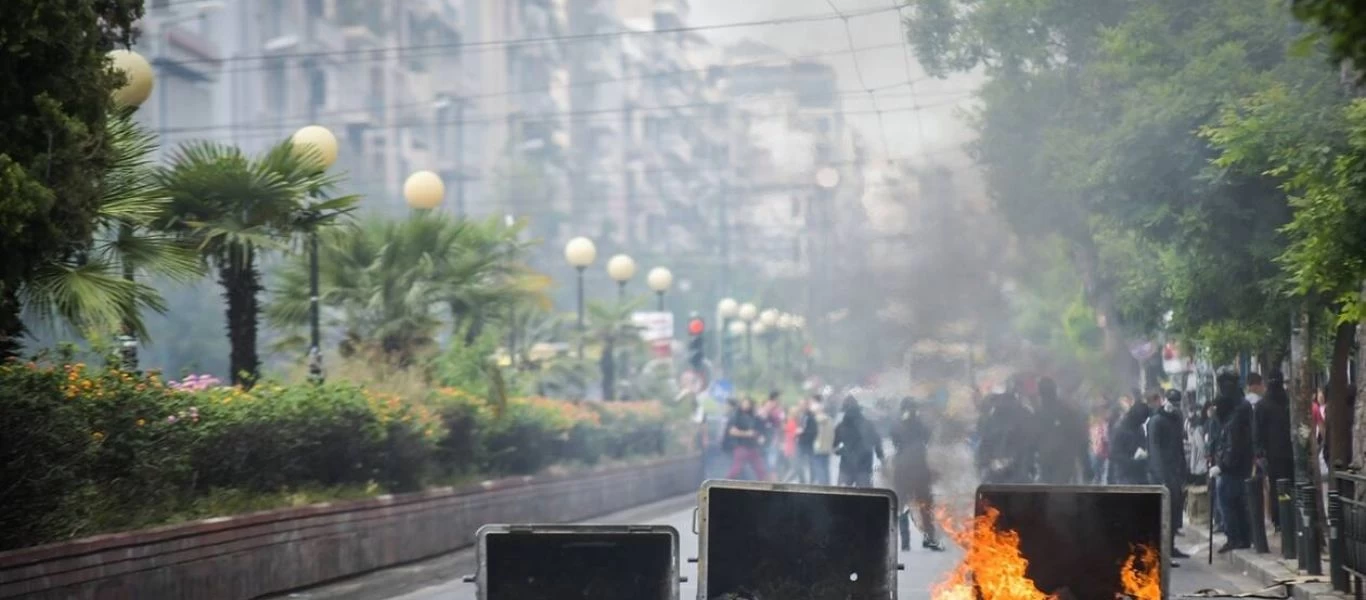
xmin=1254 ymin=371 xmax=1293 ymax=531
xmin=1211 ymin=368 xmax=1253 ymax=553
xmin=810 ymin=396 xmax=836 ymax=485
xmin=1108 ymin=400 xmax=1151 ymax=485
xmin=889 ymin=398 xmax=944 ymax=551
xmin=834 ymin=395 xmax=884 ymax=487
xmin=975 ymin=384 xmax=1035 ymax=483
xmin=1032 ymin=377 xmax=1094 ymax=484
xmin=1147 ymin=388 xmax=1190 ymax=558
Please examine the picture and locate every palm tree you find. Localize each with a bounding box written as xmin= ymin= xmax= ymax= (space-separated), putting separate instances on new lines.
xmin=267 ymin=213 xmax=537 ymax=367
xmin=581 ymin=298 xmax=645 ymax=401
xmin=156 ymin=139 xmax=356 ymax=386
xmin=21 ymin=108 xmax=201 ymax=345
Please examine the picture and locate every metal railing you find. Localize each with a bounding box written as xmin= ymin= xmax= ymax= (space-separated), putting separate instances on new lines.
xmin=1332 ymin=471 xmax=1366 ymax=598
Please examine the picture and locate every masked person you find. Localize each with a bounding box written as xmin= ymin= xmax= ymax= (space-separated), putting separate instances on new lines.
xmin=834 ymin=396 xmax=884 ymax=487
xmin=890 ymin=398 xmax=945 ymax=551
xmin=1032 ymin=377 xmax=1094 ymax=484
xmin=1210 ymin=368 xmax=1253 ymax=553
xmin=1109 ymin=399 xmax=1151 ymax=485
xmin=1147 ymin=389 xmax=1190 ymax=559
xmin=1254 ymin=371 xmax=1292 ymax=531
xmin=975 ymin=384 xmax=1034 ymax=484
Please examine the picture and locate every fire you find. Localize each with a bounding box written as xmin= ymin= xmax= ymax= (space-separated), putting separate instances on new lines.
xmin=931 ymin=506 xmax=1162 ymax=600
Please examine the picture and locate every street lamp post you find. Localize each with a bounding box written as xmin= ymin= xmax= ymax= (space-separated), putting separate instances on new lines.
xmin=812 ymin=167 xmax=840 ymax=368
xmin=647 ymin=267 xmax=673 ymax=311
xmin=738 ymin=302 xmax=757 ymax=364
xmin=404 ymin=170 xmax=446 ymax=210
xmin=759 ymin=309 xmax=779 ymax=381
xmin=291 ymin=125 xmax=341 ymax=383
xmin=607 ymin=254 xmax=636 ymax=301
xmin=717 ymin=298 xmax=738 ymax=375
xmin=565 ymin=237 xmax=597 ymax=358
xmin=109 ymin=49 xmax=157 ymax=370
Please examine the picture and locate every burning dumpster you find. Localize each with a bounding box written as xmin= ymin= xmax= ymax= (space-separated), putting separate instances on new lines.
xmin=935 ymin=484 xmax=1168 ymax=600
xmin=697 ymin=480 xmax=899 ymax=600
xmin=471 ymin=524 xmax=680 ymax=600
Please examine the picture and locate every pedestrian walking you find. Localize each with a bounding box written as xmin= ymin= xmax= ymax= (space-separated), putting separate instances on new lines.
xmin=834 ymin=395 xmax=883 ymax=487
xmin=1088 ymin=405 xmax=1110 ymax=484
xmin=889 ymin=398 xmax=945 ymax=552
xmin=795 ymin=396 xmax=818 ymax=484
xmin=724 ymin=397 xmax=769 ymax=481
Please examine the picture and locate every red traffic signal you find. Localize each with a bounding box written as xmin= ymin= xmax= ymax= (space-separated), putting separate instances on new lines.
xmin=688 ymin=318 xmax=705 ymax=336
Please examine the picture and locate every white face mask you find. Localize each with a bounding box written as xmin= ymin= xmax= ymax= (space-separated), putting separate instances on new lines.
xmin=1162 ymin=401 xmax=1178 ymax=414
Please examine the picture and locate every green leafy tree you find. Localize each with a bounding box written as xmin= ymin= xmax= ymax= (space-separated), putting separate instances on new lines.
xmin=267 ymin=213 xmax=537 ymax=367
xmin=0 ymin=0 xmax=145 ymax=357
xmin=156 ymin=140 xmax=355 ymax=386
xmin=22 ymin=109 xmax=201 ymax=341
xmin=581 ymin=299 xmax=645 ymax=401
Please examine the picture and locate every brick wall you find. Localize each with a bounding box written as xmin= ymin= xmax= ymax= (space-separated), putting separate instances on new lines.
xmin=0 ymin=455 xmax=701 ymax=600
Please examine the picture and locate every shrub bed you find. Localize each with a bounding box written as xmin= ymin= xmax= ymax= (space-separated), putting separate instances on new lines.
xmin=0 ymin=359 xmax=675 ymax=552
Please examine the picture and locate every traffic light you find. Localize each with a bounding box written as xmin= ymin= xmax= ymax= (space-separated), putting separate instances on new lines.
xmin=688 ymin=317 xmax=705 ymax=373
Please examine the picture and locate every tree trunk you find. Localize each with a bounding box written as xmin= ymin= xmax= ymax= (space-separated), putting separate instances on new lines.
xmin=0 ymin=284 xmax=25 ymax=360
xmin=600 ymin=337 xmax=615 ymax=401
xmin=221 ymin=245 xmax=262 ymax=389
xmin=1291 ymin=308 xmax=1315 ymax=485
xmin=1329 ymin=319 xmax=1354 ymax=473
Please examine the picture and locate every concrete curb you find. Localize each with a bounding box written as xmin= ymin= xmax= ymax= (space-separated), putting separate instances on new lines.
xmin=268 ymin=493 xmax=701 ymax=600
xmin=1176 ymin=525 xmax=1343 ymax=600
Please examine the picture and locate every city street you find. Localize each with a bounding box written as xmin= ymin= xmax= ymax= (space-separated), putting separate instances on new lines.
xmin=286 ymin=490 xmax=1273 ymax=600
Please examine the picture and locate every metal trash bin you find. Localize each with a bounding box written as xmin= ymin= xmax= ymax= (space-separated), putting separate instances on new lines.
xmin=470 ymin=524 xmax=681 ymax=600
xmin=696 ymin=479 xmax=899 ymax=600
xmin=975 ymin=484 xmax=1170 ymax=600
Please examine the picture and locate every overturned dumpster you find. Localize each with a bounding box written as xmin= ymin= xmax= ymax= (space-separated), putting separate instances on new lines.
xmin=943 ymin=484 xmax=1168 ymax=600
xmin=696 ymin=480 xmax=899 ymax=600
xmin=471 ymin=524 xmax=680 ymax=600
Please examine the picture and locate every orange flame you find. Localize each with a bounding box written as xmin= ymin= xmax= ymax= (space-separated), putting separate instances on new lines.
xmin=931 ymin=506 xmax=1161 ymax=600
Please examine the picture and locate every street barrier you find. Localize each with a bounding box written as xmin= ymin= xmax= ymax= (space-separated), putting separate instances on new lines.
xmin=469 ymin=524 xmax=680 ymax=600
xmin=975 ymin=484 xmax=1170 ymax=600
xmin=1246 ymin=475 xmax=1271 ymax=553
xmin=696 ymin=480 xmax=899 ymax=600
xmin=0 ymin=454 xmax=701 ymax=600
xmin=1278 ymin=478 xmax=1297 ymax=561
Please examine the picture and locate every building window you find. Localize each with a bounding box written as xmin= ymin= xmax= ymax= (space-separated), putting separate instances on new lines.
xmin=265 ymin=59 xmax=287 ymax=115
xmin=308 ymin=65 xmax=327 ymax=111
xmin=307 ymin=0 xmax=325 ymax=18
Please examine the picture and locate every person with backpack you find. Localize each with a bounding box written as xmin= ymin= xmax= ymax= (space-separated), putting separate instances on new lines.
xmin=834 ymin=395 xmax=884 ymax=487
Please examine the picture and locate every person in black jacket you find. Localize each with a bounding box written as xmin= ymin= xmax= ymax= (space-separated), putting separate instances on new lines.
xmin=976 ymin=388 xmax=1035 ymax=483
xmin=795 ymin=396 xmax=819 ymax=483
xmin=1109 ymin=401 xmax=1151 ymax=484
xmin=1033 ymin=377 xmax=1094 ymax=484
xmin=1147 ymin=389 xmax=1190 ymax=558
xmin=1211 ymin=368 xmax=1253 ymax=553
xmin=889 ymin=398 xmax=944 ymax=551
xmin=835 ymin=396 xmax=884 ymax=487
xmin=1253 ymin=371 xmax=1293 ymax=531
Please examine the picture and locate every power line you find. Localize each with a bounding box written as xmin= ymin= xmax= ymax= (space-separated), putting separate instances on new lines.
xmin=161 ymin=5 xmax=900 ymax=67
xmin=159 ymin=99 xmax=973 ymax=145
xmin=824 ymin=0 xmax=894 ymax=158
xmin=154 ymin=87 xmax=976 ymax=137
xmin=170 ymin=42 xmax=912 ymax=133
xmin=890 ymin=0 xmax=930 ymax=162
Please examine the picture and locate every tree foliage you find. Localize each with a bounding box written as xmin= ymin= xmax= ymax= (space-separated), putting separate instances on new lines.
xmin=0 ymin=0 xmax=145 ymax=357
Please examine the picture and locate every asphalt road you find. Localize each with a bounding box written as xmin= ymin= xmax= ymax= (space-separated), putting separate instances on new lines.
xmin=282 ymin=445 xmax=1274 ymax=600
xmin=363 ymin=500 xmax=1263 ymax=600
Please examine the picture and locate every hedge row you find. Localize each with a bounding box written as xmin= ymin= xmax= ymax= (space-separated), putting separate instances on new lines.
xmin=0 ymin=360 xmax=674 ymax=552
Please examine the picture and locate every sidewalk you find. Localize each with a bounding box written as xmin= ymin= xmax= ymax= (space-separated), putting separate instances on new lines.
xmin=1180 ymin=487 xmax=1344 ymax=600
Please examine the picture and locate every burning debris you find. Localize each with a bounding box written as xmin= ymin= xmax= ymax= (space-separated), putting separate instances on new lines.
xmin=932 ymin=506 xmax=1161 ymax=600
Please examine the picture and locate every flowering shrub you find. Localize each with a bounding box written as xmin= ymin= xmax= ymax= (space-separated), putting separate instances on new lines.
xmin=0 ymin=359 xmax=676 ymax=552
